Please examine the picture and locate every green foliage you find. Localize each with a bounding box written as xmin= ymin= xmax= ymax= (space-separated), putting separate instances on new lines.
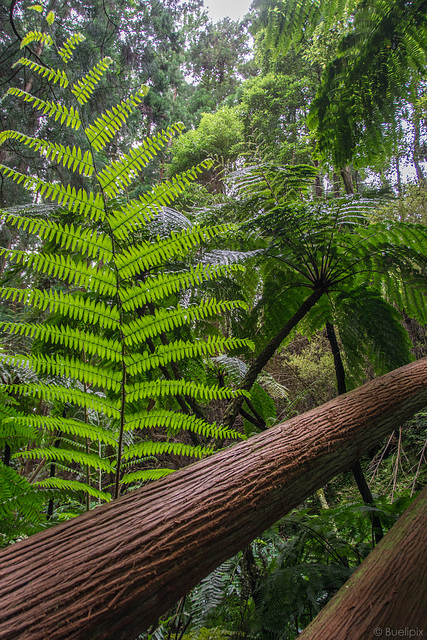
xmin=260 ymin=0 xmax=427 ymax=167
xmin=236 ymin=72 xmax=315 ymax=165
xmin=0 ymin=22 xmax=252 ymax=533
xmin=228 ymin=162 xmax=427 ymax=387
xmin=167 ymin=107 xmax=244 ymax=192
xmin=152 ymin=492 xmax=415 ymax=640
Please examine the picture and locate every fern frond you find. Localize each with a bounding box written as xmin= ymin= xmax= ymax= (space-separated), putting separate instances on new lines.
xmin=0 ymin=463 xmax=44 ymax=522
xmin=2 ymin=249 xmax=117 ymax=296
xmin=9 ymin=412 xmax=117 ymax=445
xmin=124 ymin=409 xmax=244 ymax=440
xmin=20 ymin=30 xmax=53 ymax=49
xmin=121 ymin=263 xmax=245 ymax=312
xmin=0 ymin=288 xmax=119 ymax=329
xmin=97 ymin=125 xmax=183 ymax=198
xmin=70 ymin=57 xmax=113 ymax=105
xmin=12 ymin=57 xmax=68 ymax=87
xmin=125 ymin=379 xmax=247 ymax=404
xmin=0 ymin=165 xmax=105 ymax=220
xmin=122 ymin=441 xmax=213 ymax=461
xmin=1 ymin=212 xmax=113 ymax=262
xmin=33 ymin=478 xmax=111 ymax=501
xmin=0 ymin=130 xmax=93 ymax=176
xmin=119 ymin=468 xmax=174 ymax=484
xmin=57 ymin=33 xmax=85 ymax=63
xmin=115 ymin=224 xmax=230 ymax=279
xmin=0 ymin=406 xmax=38 ymax=444
xmin=16 ymin=446 xmax=114 ymax=472
xmin=5 ymin=88 xmax=81 ymax=129
xmin=85 ymin=86 xmax=149 ymax=152
xmin=1 ymin=353 xmax=122 ymax=393
xmin=122 ymin=299 xmax=247 ymax=345
xmin=1 ymin=322 xmax=122 ymax=362
xmin=4 ymin=384 xmax=120 ymax=418
xmin=126 ymin=336 xmax=253 ymax=377
xmin=109 ymin=161 xmax=212 ymax=239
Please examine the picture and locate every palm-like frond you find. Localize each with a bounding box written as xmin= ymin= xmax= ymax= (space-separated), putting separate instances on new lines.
xmin=0 ymin=24 xmax=251 ymax=519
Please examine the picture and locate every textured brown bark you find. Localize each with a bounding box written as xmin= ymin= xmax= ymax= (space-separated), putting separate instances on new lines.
xmin=299 ymin=485 xmax=427 ymax=639
xmin=0 ymin=359 xmax=426 ymax=640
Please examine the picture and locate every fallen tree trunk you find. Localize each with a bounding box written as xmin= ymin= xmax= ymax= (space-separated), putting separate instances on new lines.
xmin=0 ymin=359 xmax=426 ymax=640
xmin=299 ymin=485 xmax=427 ymax=638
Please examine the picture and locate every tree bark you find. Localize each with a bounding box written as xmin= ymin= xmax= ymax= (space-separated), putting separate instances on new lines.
xmin=299 ymin=485 xmax=427 ymax=639
xmin=0 ymin=359 xmax=426 ymax=640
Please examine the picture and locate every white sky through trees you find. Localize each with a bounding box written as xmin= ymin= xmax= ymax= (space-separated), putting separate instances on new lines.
xmin=205 ymin=0 xmax=253 ymax=22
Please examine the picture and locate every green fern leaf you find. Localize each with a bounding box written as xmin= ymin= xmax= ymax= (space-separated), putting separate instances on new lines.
xmin=0 ymin=131 xmax=93 ymax=176
xmin=122 ymin=441 xmax=214 ymax=461
xmin=122 ymin=299 xmax=247 ymax=345
xmin=57 ymin=33 xmax=86 ymax=63
xmin=4 ymin=384 xmax=120 ymax=419
xmin=0 ymin=463 xmax=45 ymax=523
xmin=2 ymin=249 xmax=117 ymax=296
xmin=125 ymin=379 xmax=246 ymax=404
xmin=0 ymin=407 xmax=38 ymax=444
xmin=12 ymin=57 xmax=68 ymax=87
xmin=85 ymin=86 xmax=149 ymax=152
xmin=0 ymin=165 xmax=105 ymax=219
xmin=2 ymin=213 xmax=113 ymax=261
xmin=34 ymin=478 xmax=111 ymax=501
xmin=0 ymin=287 xmax=120 ymax=329
xmin=70 ymin=57 xmax=113 ymax=105
xmin=1 ymin=322 xmax=122 ymax=362
xmin=6 ymin=88 xmax=81 ymax=128
xmin=121 ymin=263 xmax=245 ymax=312
xmin=109 ymin=161 xmax=211 ymax=239
xmin=124 ymin=409 xmax=244 ymax=440
xmin=9 ymin=412 xmax=117 ymax=445
xmin=1 ymin=353 xmax=122 ymax=393
xmin=20 ymin=31 xmax=53 ymax=49
xmin=126 ymin=336 xmax=253 ymax=376
xmin=97 ymin=126 xmax=183 ymax=197
xmin=15 ymin=447 xmax=114 ymax=472
xmin=116 ymin=224 xmax=230 ymax=279
xmin=119 ymin=468 xmax=174 ymax=484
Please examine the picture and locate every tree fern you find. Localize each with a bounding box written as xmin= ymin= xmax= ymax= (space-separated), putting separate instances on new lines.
xmin=0 ymin=20 xmax=251 ymax=527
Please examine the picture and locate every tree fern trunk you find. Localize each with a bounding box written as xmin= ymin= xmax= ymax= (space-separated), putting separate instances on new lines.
xmin=0 ymin=359 xmax=425 ymax=640
xmin=222 ymin=287 xmax=324 ymax=428
xmin=325 ymin=321 xmax=383 ymax=543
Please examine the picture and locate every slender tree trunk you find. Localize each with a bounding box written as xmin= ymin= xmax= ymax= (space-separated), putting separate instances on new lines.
xmin=47 ymin=430 xmax=62 ymax=519
xmin=222 ymin=287 xmax=324 ymax=428
xmin=313 ymin=160 xmax=323 ymax=197
xmin=333 ymin=172 xmax=340 ymax=197
xmin=3 ymin=444 xmax=11 ymax=466
xmin=0 ymin=359 xmax=426 ymax=640
xmin=299 ymin=485 xmax=427 ymax=639
xmin=325 ymin=321 xmax=383 ymax=543
xmin=396 ymin=154 xmax=402 ymax=196
xmin=413 ymin=109 xmax=426 ymax=185
xmin=340 ymin=166 xmax=354 ymax=195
